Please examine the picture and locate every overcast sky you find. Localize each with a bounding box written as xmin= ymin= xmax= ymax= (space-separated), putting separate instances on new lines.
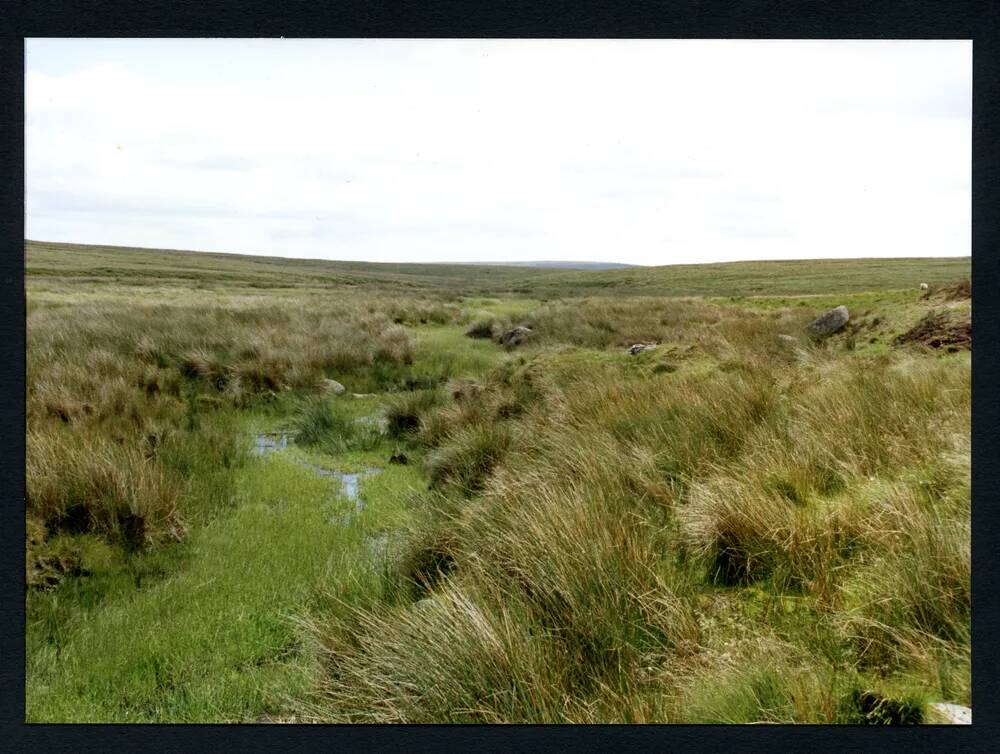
xmin=25 ymin=39 xmax=970 ymax=265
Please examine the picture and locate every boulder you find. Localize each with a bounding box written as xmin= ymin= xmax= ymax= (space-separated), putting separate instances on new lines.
xmin=806 ymin=305 xmax=849 ymax=337
xmin=499 ymin=326 xmax=533 ymax=347
xmin=322 ymin=379 xmax=346 ymax=395
xmin=628 ymin=343 xmax=657 ymax=356
xmin=925 ymin=703 xmax=971 ymax=725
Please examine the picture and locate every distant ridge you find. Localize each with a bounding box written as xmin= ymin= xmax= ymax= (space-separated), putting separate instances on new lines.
xmin=25 ymin=240 xmax=969 ymax=299
xmin=458 ymin=261 xmax=640 ymax=270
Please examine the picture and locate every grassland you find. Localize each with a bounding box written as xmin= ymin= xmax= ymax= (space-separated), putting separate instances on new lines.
xmin=25 ymin=241 xmax=970 ymax=723
xmin=26 ymin=239 xmax=969 ymax=296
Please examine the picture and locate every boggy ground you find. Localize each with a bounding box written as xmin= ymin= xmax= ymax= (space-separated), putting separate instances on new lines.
xmin=25 ymin=244 xmax=970 ymax=723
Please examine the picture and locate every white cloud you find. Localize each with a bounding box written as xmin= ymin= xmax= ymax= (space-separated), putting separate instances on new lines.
xmin=25 ymin=39 xmax=970 ymax=264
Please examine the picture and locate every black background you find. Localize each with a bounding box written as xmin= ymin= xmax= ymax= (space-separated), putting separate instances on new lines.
xmin=1 ymin=2 xmax=996 ymax=751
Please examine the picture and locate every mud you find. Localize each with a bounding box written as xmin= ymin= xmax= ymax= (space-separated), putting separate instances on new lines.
xmin=895 ymin=310 xmax=971 ymax=352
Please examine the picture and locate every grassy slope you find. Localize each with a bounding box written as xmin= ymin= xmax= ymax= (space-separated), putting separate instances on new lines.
xmin=26 ymin=239 xmax=969 ymax=297
xmin=25 ymin=240 xmax=555 ymax=294
xmin=531 ymin=256 xmax=971 ymax=297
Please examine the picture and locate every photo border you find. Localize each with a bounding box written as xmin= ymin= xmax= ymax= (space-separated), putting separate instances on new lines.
xmin=2 ymin=1 xmax=996 ymax=750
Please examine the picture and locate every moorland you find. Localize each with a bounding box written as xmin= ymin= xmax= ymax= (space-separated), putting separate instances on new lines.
xmin=24 ymin=240 xmax=971 ymax=723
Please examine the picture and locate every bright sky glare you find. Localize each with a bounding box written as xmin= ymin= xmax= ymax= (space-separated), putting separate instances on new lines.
xmin=25 ymin=39 xmax=971 ymax=265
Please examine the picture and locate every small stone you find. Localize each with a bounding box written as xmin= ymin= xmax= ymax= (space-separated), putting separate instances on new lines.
xmin=498 ymin=326 xmax=533 ymax=347
xmin=777 ymin=334 xmax=797 ymax=344
xmin=925 ymin=702 xmax=971 ymax=725
xmin=322 ymin=379 xmax=346 ymax=395
xmin=628 ymin=343 xmax=657 ymax=356
xmin=920 ymin=283 xmax=929 ymax=290
xmin=806 ymin=305 xmax=850 ymax=337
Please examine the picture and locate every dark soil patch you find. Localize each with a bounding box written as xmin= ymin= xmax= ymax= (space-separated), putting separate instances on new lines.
xmin=895 ymin=311 xmax=971 ymax=352
xmin=849 ymin=690 xmax=924 ymax=725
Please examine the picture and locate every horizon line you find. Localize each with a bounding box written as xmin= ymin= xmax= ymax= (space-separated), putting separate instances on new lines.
xmin=24 ymin=238 xmax=971 ymax=269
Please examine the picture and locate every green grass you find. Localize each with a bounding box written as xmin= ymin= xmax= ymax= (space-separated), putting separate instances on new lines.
xmin=25 ymin=239 xmax=970 ymax=723
xmin=27 ymin=239 xmax=968 ymax=298
xmin=26 ymin=419 xmax=425 ymax=722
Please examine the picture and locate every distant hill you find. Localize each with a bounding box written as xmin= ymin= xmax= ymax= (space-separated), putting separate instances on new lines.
xmin=25 ymin=240 xmax=970 ymax=299
xmin=459 ymin=261 xmax=640 ymax=270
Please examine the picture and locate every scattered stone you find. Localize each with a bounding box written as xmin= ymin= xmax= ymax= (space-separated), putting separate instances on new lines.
xmin=322 ymin=379 xmax=345 ymax=395
xmin=498 ymin=326 xmax=533 ymax=347
xmin=389 ymin=452 xmax=409 ymax=465
xmin=926 ymin=703 xmax=971 ymax=725
xmin=628 ymin=343 xmax=657 ymax=356
xmin=806 ymin=305 xmax=850 ymax=337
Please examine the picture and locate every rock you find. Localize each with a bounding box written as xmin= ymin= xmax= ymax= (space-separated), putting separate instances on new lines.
xmin=806 ymin=305 xmax=849 ymax=337
xmin=322 ymin=379 xmax=345 ymax=395
xmin=352 ymin=393 xmax=376 ymax=399
xmin=920 ymin=282 xmax=929 ymax=290
xmin=499 ymin=326 xmax=533 ymax=347
xmin=628 ymin=343 xmax=657 ymax=356
xmin=926 ymin=702 xmax=971 ymax=725
xmin=777 ymin=334 xmax=797 ymax=344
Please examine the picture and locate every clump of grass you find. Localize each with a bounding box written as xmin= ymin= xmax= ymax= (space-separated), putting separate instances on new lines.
xmin=425 ymin=421 xmax=514 ymax=495
xmin=27 ymin=427 xmax=185 ymax=550
xmin=384 ymin=388 xmax=446 ymax=439
xmin=306 ymin=582 xmax=575 ymax=723
xmin=839 ymin=484 xmax=970 ymax=676
xmin=464 ymin=318 xmax=497 ymax=339
xmin=26 ymin=291 xmax=421 ymax=559
xmin=308 ymin=318 xmax=968 ymax=722
xmin=293 ymin=399 xmax=367 ymax=454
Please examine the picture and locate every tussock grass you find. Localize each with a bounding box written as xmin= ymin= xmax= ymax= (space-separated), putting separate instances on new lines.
xmin=384 ymin=388 xmax=446 ymax=439
xmin=27 ymin=293 xmax=424 ymax=553
xmin=27 ymin=427 xmax=185 ymax=549
xmin=464 ymin=318 xmax=500 ymax=339
xmin=26 ymin=245 xmax=970 ymax=723
xmin=305 ymin=297 xmax=970 ymax=723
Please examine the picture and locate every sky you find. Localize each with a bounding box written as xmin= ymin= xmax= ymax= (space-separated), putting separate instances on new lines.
xmin=25 ymin=39 xmax=971 ymax=265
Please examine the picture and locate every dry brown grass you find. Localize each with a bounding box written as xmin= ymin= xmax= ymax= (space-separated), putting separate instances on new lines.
xmin=26 ymin=289 xmax=425 ymax=565
xmin=306 ymin=298 xmax=970 ymax=723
